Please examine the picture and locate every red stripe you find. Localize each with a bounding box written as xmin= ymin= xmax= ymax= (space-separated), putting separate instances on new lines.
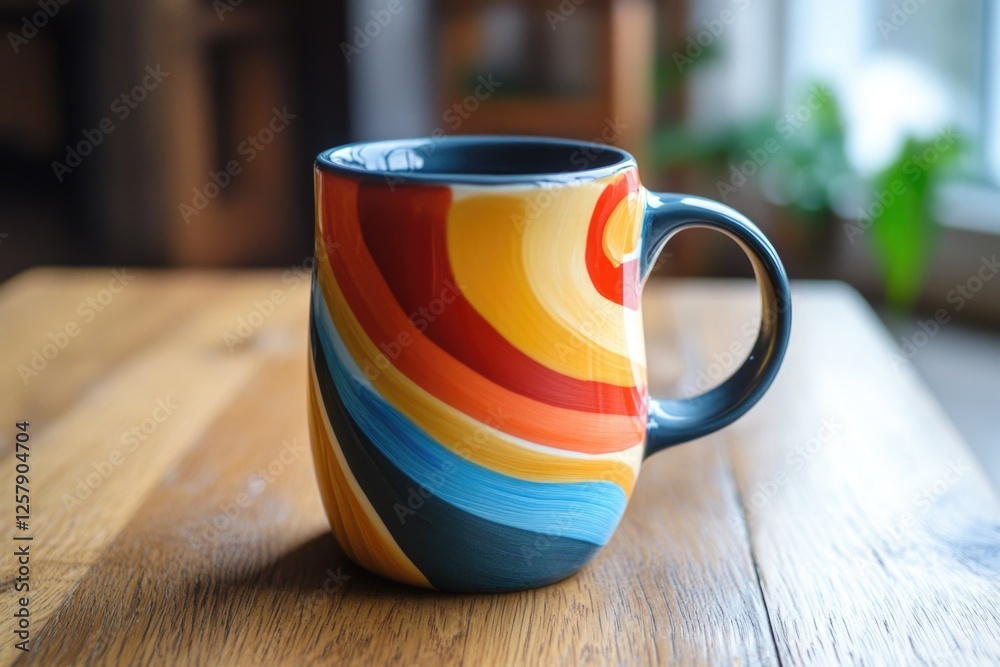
xmin=355 ymin=181 xmax=645 ymax=418
xmin=318 ymin=173 xmax=645 ymax=452
xmin=586 ymin=170 xmax=641 ymax=310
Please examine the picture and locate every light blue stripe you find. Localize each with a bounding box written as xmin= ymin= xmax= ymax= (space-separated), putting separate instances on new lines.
xmin=311 ymin=284 xmax=627 ymax=546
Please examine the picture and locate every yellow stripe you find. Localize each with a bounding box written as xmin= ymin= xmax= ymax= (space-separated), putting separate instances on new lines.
xmin=602 ymin=191 xmax=642 ymax=266
xmin=447 ymin=180 xmax=644 ymax=386
xmin=521 ymin=182 xmax=648 ymax=382
xmin=309 ymin=361 xmax=432 ymax=588
xmin=315 ymin=255 xmax=641 ymax=495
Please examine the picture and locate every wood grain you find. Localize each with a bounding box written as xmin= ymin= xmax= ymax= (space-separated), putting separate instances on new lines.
xmin=1 ymin=269 xmax=312 ymax=664
xmin=2 ymin=270 xmax=998 ymax=666
xmin=667 ymin=281 xmax=1000 ymax=666
xmin=9 ymin=271 xmax=777 ymax=667
xmin=0 ymin=270 xmax=291 ymax=447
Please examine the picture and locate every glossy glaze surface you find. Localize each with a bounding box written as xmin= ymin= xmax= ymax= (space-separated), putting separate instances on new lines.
xmin=309 ymin=162 xmax=649 ymax=592
xmin=309 ymin=137 xmax=791 ymax=592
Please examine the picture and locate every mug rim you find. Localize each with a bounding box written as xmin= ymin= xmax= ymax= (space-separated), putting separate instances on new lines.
xmin=315 ymin=135 xmax=636 ymax=185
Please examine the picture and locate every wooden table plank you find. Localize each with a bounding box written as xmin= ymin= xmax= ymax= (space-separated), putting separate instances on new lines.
xmin=6 ymin=271 xmax=997 ymax=666
xmin=7 ymin=270 xmax=778 ymax=666
xmin=669 ymin=281 xmax=1000 ymax=666
xmin=0 ymin=269 xmax=313 ymax=665
xmin=0 ymin=270 xmax=297 ymax=451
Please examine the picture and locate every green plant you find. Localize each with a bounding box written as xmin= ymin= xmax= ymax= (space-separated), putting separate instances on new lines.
xmin=652 ymin=83 xmax=851 ymax=250
xmin=866 ymin=134 xmax=962 ymax=310
xmin=652 ymin=76 xmax=964 ymax=309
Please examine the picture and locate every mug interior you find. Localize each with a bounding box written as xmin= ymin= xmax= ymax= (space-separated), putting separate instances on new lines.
xmin=316 ymin=136 xmax=634 ymax=185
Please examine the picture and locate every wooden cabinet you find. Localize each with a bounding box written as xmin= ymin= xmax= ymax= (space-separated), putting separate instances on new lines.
xmin=435 ymin=0 xmax=655 ymax=160
xmin=92 ymin=0 xmax=349 ymax=267
xmin=135 ymin=1 xmax=300 ymax=265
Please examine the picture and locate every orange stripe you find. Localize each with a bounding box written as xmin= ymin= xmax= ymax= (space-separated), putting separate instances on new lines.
xmin=316 ymin=171 xmax=645 ymax=454
xmin=308 ymin=364 xmax=431 ymax=588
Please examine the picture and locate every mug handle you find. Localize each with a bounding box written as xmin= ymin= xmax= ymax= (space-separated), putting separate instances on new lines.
xmin=640 ymin=191 xmax=792 ymax=457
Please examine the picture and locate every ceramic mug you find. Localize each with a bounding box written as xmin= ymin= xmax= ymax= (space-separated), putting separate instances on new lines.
xmin=308 ymin=136 xmax=791 ymax=593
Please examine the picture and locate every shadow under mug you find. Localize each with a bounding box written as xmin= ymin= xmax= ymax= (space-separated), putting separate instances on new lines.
xmin=308 ymin=136 xmax=791 ymax=593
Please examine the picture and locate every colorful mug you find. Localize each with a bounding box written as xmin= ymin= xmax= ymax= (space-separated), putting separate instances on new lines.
xmin=308 ymin=136 xmax=791 ymax=592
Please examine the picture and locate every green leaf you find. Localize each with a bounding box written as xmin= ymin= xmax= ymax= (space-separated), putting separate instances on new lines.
xmin=867 ymin=135 xmax=962 ymax=310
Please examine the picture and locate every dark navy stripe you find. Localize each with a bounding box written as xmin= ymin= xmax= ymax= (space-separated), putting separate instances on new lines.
xmin=311 ymin=283 xmax=625 ymax=545
xmin=309 ymin=312 xmax=600 ymax=592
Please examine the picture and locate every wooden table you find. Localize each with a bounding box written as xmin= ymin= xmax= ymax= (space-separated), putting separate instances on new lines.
xmin=2 ymin=269 xmax=999 ymax=666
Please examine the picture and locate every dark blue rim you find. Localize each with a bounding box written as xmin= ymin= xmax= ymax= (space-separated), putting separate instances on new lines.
xmin=315 ymin=136 xmax=637 ymax=185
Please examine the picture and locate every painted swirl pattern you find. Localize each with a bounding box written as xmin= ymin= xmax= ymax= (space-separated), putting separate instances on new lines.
xmin=309 ymin=165 xmax=650 ymax=592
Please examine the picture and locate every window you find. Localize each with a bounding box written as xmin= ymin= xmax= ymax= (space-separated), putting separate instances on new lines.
xmin=782 ymin=0 xmax=1000 ymax=231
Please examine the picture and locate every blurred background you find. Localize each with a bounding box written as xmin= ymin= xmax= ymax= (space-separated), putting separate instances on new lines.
xmin=1 ymin=0 xmax=998 ymax=476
